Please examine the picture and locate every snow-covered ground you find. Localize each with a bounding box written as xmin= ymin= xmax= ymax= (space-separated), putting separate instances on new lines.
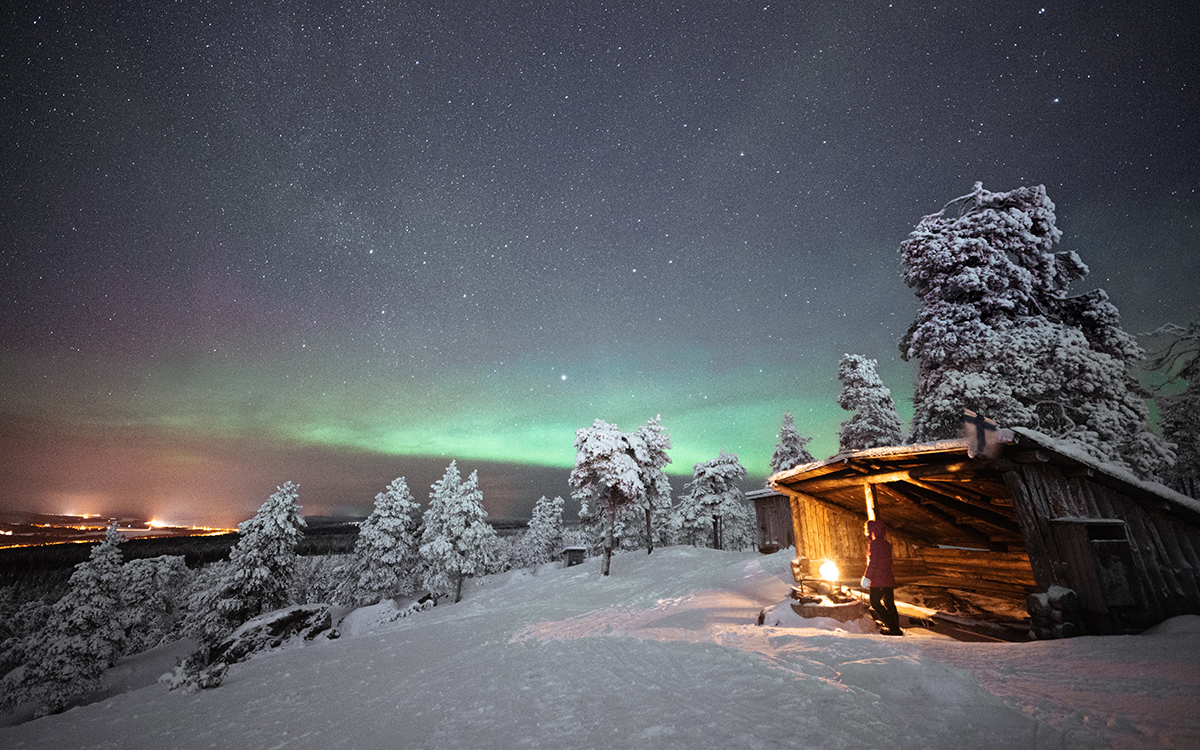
xmin=3 ymin=547 xmax=1199 ymax=749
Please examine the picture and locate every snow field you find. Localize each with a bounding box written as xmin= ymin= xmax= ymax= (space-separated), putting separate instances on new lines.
xmin=2 ymin=547 xmax=1198 ymax=749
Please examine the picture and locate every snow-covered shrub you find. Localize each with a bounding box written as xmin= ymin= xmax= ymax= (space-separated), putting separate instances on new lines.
xmin=291 ymin=554 xmax=352 ymax=605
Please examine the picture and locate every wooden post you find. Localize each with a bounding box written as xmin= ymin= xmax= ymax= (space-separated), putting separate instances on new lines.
xmin=864 ymin=483 xmax=877 ymax=521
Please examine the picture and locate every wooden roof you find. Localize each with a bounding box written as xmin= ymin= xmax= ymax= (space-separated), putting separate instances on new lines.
xmin=768 ymin=429 xmax=1200 ymax=552
xmin=769 ymin=438 xmax=1024 ymax=551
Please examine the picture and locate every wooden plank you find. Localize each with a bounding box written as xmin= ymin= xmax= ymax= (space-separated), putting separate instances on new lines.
xmin=1002 ymin=466 xmax=1061 ymax=590
xmin=903 ymin=575 xmax=1038 ymax=597
xmin=881 ymin=483 xmax=1003 ymax=547
xmin=788 ymin=493 xmax=807 ymax=559
xmin=1108 ymin=491 xmax=1171 ymax=622
xmin=1049 ymin=520 xmax=1108 ymax=614
xmin=791 ymin=469 xmax=916 ymax=493
xmin=906 ymin=479 xmax=1021 ymax=532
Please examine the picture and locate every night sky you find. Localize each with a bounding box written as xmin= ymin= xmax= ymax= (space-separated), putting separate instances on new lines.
xmin=2 ymin=1 xmax=1197 ymax=526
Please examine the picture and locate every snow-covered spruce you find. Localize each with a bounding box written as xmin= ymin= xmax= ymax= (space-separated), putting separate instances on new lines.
xmin=673 ymin=450 xmax=755 ymax=551
xmin=338 ymin=477 xmax=423 ymax=606
xmin=769 ymin=411 xmax=815 ymax=475
xmin=119 ymin=554 xmax=191 ymax=655
xmin=184 ymin=482 xmax=306 ymax=648
xmin=1 ymin=521 xmax=126 ymax=717
xmin=900 ymin=182 xmax=1174 ymax=480
xmin=510 ymin=495 xmax=566 ymax=569
xmin=836 ymin=353 xmax=904 ymax=451
xmin=419 ymin=462 xmax=502 ymax=603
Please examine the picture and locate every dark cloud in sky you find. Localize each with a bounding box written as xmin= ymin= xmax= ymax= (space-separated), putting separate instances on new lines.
xmin=2 ymin=1 xmax=1197 ymax=522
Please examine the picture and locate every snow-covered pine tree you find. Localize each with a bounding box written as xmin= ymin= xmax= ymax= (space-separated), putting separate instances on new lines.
xmin=3 ymin=521 xmax=126 ymax=716
xmin=120 ymin=555 xmax=191 ymax=654
xmin=769 ymin=412 xmax=815 ymax=475
xmin=512 ymin=495 xmax=565 ymax=569
xmin=624 ymin=416 xmax=674 ymax=553
xmin=339 ymin=477 xmax=423 ymax=605
xmin=900 ymin=182 xmax=1174 ymax=479
xmin=673 ymin=451 xmax=754 ymax=551
xmin=420 ymin=463 xmax=501 ymax=603
xmin=189 ymin=482 xmax=306 ymax=647
xmin=569 ymin=416 xmax=673 ymax=575
xmin=1148 ymin=322 xmax=1200 ymax=496
xmin=837 ymin=354 xmax=905 ymax=451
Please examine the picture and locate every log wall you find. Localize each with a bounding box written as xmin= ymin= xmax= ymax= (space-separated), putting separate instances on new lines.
xmin=1003 ymin=463 xmax=1200 ymax=633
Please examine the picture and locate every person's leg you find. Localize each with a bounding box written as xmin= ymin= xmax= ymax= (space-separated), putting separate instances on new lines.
xmin=881 ymin=587 xmax=901 ymax=634
xmin=869 ymin=587 xmax=888 ymax=630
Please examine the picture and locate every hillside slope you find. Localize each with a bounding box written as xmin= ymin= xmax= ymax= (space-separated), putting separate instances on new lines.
xmin=3 ymin=547 xmax=1199 ymax=749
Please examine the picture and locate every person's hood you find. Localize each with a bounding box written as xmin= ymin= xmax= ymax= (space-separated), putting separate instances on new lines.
xmin=867 ymin=519 xmax=887 ymax=539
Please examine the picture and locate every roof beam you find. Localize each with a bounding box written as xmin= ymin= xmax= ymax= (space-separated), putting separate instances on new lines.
xmin=890 ymin=482 xmax=1021 ymax=537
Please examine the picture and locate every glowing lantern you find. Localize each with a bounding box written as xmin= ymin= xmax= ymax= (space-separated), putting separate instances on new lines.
xmin=818 ymin=560 xmax=839 ymax=582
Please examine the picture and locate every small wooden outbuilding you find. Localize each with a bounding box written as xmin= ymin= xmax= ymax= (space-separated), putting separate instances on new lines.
xmin=766 ymin=423 xmax=1200 ymax=635
xmin=745 ymin=487 xmax=795 ymax=554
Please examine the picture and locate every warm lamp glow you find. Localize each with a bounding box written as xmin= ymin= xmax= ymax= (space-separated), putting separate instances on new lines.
xmin=818 ymin=561 xmax=839 ymax=581
xmin=148 ymin=519 xmax=167 ymax=528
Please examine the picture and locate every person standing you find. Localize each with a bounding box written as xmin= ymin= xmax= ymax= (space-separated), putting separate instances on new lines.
xmin=862 ymin=519 xmax=902 ymax=635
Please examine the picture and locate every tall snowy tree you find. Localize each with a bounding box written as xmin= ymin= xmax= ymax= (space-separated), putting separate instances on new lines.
xmin=120 ymin=555 xmax=191 ymax=654
xmin=511 ymin=495 xmax=566 ymax=569
xmin=837 ymin=354 xmax=905 ymax=451
xmin=3 ymin=521 xmax=126 ymax=716
xmin=769 ymin=412 xmax=815 ymax=475
xmin=339 ymin=477 xmax=423 ymax=605
xmin=187 ymin=481 xmax=305 ymax=647
xmin=1148 ymin=322 xmax=1200 ymax=496
xmin=623 ymin=416 xmax=674 ymax=554
xmin=570 ymin=416 xmax=672 ymax=575
xmin=420 ymin=462 xmax=501 ymax=603
xmin=673 ymin=451 xmax=755 ymax=551
xmin=900 ymin=182 xmax=1174 ymax=479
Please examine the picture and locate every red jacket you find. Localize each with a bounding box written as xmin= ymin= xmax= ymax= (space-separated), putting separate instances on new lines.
xmin=864 ymin=520 xmax=896 ymax=588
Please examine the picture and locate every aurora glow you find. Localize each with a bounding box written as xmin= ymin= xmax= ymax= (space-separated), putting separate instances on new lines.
xmin=1 ymin=2 xmax=1196 ymax=524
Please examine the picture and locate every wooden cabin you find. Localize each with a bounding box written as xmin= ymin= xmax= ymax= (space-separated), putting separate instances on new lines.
xmin=767 ymin=423 xmax=1200 ymax=636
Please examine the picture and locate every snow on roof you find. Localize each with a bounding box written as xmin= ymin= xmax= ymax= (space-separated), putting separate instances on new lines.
xmin=769 ymin=427 xmax=1200 ymax=521
xmin=1009 ymin=427 xmax=1200 ymax=518
xmin=769 ymin=438 xmax=974 ymax=485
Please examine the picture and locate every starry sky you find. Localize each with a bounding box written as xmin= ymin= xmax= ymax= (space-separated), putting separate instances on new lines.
xmin=2 ymin=1 xmax=1197 ymax=526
